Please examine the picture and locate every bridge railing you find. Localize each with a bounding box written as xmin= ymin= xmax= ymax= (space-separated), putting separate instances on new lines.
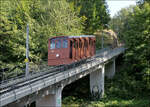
xmin=0 ymin=46 xmax=125 ymax=89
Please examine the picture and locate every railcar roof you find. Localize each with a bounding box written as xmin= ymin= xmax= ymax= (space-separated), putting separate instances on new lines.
xmin=69 ymin=35 xmax=95 ymax=38
xmin=49 ymin=35 xmax=95 ymax=39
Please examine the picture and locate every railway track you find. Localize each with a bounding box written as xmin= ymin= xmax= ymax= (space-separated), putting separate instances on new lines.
xmin=0 ymin=64 xmax=68 ymax=92
xmin=0 ymin=60 xmax=92 ymax=94
xmin=0 ymin=48 xmax=109 ymax=95
xmin=0 ymin=69 xmax=61 ymax=94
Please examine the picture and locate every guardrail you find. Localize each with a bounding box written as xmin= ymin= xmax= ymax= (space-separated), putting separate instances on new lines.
xmin=0 ymin=46 xmax=125 ymax=106
xmin=0 ymin=46 xmax=125 ymax=89
xmin=0 ymin=47 xmax=112 ymax=88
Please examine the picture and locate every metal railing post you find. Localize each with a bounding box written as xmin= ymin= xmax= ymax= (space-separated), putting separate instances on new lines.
xmin=25 ymin=24 xmax=29 ymax=78
xmin=101 ymin=31 xmax=104 ymax=49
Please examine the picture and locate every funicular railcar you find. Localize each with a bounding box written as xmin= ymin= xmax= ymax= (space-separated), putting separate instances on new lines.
xmin=48 ymin=35 xmax=96 ymax=66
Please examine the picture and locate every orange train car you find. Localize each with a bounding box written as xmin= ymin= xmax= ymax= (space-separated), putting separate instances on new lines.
xmin=48 ymin=35 xmax=96 ymax=66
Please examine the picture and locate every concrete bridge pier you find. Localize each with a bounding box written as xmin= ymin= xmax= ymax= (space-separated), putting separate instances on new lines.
xmin=90 ymin=65 xmax=105 ymax=99
xmin=36 ymin=86 xmax=63 ymax=107
xmin=105 ymin=58 xmax=116 ymax=79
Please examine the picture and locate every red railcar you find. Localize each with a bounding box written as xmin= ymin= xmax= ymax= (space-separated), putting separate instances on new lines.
xmin=48 ymin=35 xmax=96 ymax=66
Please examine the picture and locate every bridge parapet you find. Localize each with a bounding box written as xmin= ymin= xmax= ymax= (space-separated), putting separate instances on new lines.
xmin=0 ymin=46 xmax=125 ymax=107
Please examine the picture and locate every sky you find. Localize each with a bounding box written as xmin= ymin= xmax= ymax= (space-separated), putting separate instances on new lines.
xmin=106 ymin=0 xmax=137 ymax=17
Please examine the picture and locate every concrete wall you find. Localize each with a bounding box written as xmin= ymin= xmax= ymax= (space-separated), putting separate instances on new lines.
xmin=90 ymin=65 xmax=105 ymax=99
xmin=105 ymin=58 xmax=116 ymax=79
xmin=36 ymin=86 xmax=62 ymax=107
xmin=90 ymin=58 xmax=116 ymax=99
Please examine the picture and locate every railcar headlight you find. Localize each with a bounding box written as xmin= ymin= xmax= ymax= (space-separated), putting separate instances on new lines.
xmin=56 ymin=54 xmax=59 ymax=57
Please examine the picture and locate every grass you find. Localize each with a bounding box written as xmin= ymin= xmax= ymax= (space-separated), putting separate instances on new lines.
xmin=62 ymin=96 xmax=150 ymax=107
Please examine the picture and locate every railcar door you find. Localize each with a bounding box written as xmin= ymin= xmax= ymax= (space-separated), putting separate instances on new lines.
xmin=79 ymin=39 xmax=82 ymax=58
xmin=73 ymin=40 xmax=76 ymax=60
xmin=69 ymin=40 xmax=73 ymax=59
xmin=91 ymin=39 xmax=94 ymax=56
xmin=77 ymin=39 xmax=80 ymax=59
xmin=84 ymin=39 xmax=88 ymax=57
xmin=87 ymin=38 xmax=90 ymax=57
xmin=84 ymin=39 xmax=86 ymax=57
xmin=89 ymin=39 xmax=93 ymax=56
xmin=61 ymin=38 xmax=69 ymax=59
xmin=48 ymin=38 xmax=61 ymax=60
xmin=80 ymin=39 xmax=84 ymax=58
xmin=75 ymin=40 xmax=79 ymax=60
xmin=55 ymin=38 xmax=62 ymax=58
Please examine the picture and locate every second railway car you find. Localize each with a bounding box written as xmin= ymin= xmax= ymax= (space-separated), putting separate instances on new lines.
xmin=48 ymin=35 xmax=96 ymax=66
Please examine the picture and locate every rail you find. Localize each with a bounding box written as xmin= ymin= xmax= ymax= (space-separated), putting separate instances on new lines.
xmin=0 ymin=46 xmax=125 ymax=106
xmin=0 ymin=47 xmax=110 ymax=87
xmin=0 ymin=47 xmax=125 ymax=89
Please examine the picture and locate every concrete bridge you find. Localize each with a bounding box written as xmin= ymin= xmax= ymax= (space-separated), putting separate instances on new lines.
xmin=0 ymin=46 xmax=125 ymax=107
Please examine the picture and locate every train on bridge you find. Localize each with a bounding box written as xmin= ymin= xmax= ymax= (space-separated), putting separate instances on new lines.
xmin=48 ymin=35 xmax=96 ymax=65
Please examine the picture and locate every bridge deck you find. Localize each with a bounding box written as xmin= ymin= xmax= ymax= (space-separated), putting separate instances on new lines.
xmin=0 ymin=47 xmax=125 ymax=106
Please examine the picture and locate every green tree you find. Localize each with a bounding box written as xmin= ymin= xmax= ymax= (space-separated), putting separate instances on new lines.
xmin=0 ymin=0 xmax=83 ymax=67
xmin=109 ymin=5 xmax=135 ymax=41
xmin=110 ymin=2 xmax=150 ymax=90
xmin=67 ymin=0 xmax=110 ymax=34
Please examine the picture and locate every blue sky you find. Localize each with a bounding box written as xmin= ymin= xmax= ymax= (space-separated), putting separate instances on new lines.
xmin=106 ymin=0 xmax=137 ymax=17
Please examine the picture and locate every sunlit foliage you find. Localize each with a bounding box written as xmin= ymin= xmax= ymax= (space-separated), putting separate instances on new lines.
xmin=110 ymin=2 xmax=150 ymax=90
xmin=0 ymin=0 xmax=83 ymax=67
xmin=67 ymin=0 xmax=110 ymax=34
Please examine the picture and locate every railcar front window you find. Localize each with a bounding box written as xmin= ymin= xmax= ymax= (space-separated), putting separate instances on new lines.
xmin=56 ymin=39 xmax=61 ymax=48
xmin=50 ymin=39 xmax=55 ymax=49
xmin=63 ymin=39 xmax=68 ymax=48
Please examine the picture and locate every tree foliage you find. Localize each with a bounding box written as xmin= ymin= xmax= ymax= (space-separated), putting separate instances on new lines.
xmin=67 ymin=0 xmax=110 ymax=34
xmin=110 ymin=2 xmax=150 ymax=90
xmin=0 ymin=0 xmax=83 ymax=66
xmin=109 ymin=5 xmax=135 ymax=42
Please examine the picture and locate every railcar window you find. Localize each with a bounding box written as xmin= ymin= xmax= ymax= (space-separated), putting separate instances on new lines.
xmin=56 ymin=39 xmax=61 ymax=48
xmin=50 ymin=39 xmax=55 ymax=49
xmin=63 ymin=39 xmax=68 ymax=48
